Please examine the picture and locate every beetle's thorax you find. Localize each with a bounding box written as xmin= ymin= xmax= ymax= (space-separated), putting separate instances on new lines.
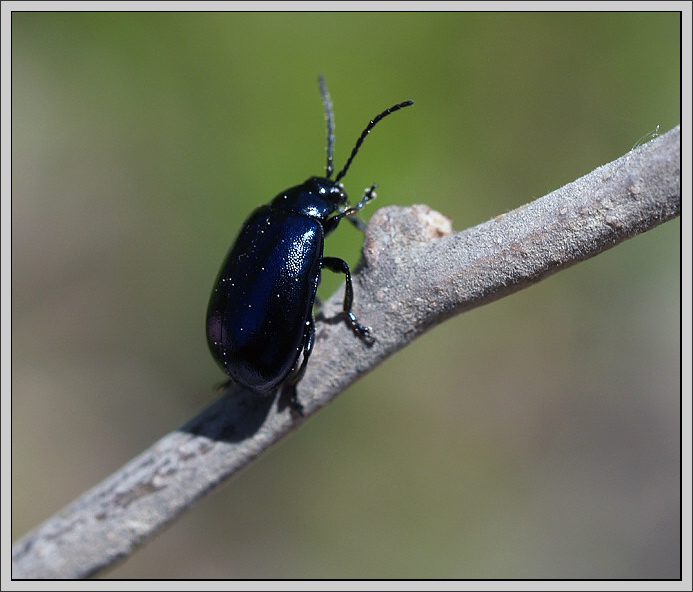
xmin=270 ymin=176 xmax=348 ymax=220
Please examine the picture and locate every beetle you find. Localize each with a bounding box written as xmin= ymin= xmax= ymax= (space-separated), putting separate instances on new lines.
xmin=206 ymin=76 xmax=413 ymax=414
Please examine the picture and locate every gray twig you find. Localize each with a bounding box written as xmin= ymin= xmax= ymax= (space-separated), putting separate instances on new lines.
xmin=12 ymin=126 xmax=680 ymax=579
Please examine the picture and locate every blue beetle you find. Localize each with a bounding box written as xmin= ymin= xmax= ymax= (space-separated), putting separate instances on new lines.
xmin=206 ymin=77 xmax=413 ymax=414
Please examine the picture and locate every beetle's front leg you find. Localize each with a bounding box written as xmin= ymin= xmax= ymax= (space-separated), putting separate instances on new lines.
xmin=325 ymin=184 xmax=378 ymax=233
xmin=344 ymin=184 xmax=378 ymax=231
xmin=321 ymin=256 xmax=375 ymax=344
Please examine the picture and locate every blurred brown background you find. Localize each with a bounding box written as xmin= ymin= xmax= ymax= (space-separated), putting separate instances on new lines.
xmin=12 ymin=12 xmax=680 ymax=578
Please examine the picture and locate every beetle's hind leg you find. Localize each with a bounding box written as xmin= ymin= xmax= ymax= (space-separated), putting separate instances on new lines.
xmin=284 ymin=317 xmax=316 ymax=418
xmin=321 ymin=256 xmax=375 ymax=345
xmin=291 ymin=317 xmax=315 ymax=387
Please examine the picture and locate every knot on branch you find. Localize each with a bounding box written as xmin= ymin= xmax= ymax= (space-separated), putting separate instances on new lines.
xmin=363 ymin=205 xmax=453 ymax=267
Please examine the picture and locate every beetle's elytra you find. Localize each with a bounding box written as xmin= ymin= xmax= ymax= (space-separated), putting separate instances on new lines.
xmin=206 ymin=76 xmax=413 ymax=415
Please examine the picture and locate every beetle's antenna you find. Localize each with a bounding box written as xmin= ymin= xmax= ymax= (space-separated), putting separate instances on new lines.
xmin=334 ymin=100 xmax=414 ymax=183
xmin=319 ymin=75 xmax=336 ymax=179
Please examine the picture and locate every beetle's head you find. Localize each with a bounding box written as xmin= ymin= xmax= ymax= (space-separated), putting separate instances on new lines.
xmin=270 ymin=176 xmax=347 ymax=219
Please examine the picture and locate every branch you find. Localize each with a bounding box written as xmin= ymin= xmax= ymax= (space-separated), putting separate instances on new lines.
xmin=12 ymin=126 xmax=680 ymax=579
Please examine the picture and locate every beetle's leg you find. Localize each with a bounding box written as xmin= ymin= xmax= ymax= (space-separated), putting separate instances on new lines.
xmin=325 ymin=184 xmax=378 ymax=233
xmin=347 ymin=184 xmax=378 ymax=231
xmin=291 ymin=317 xmax=315 ymax=387
xmin=345 ymin=215 xmax=368 ymax=232
xmin=285 ymin=317 xmax=315 ymax=417
xmin=343 ymin=183 xmax=378 ymax=220
xmin=283 ymin=382 xmax=303 ymax=418
xmin=321 ymin=256 xmax=375 ymax=344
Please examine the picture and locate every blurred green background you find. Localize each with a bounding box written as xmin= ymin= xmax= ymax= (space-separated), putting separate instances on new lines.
xmin=12 ymin=12 xmax=680 ymax=579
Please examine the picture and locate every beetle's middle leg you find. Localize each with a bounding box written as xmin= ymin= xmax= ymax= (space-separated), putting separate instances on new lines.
xmin=321 ymin=256 xmax=375 ymax=344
